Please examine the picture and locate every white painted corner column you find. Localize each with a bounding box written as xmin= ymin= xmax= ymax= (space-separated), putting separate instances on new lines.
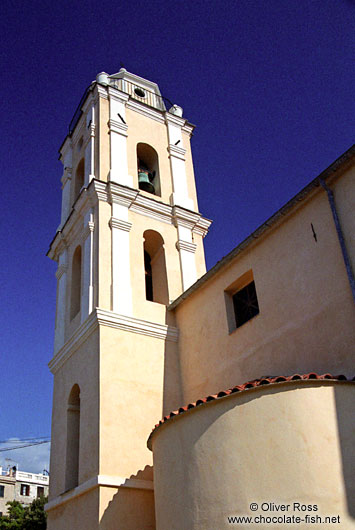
xmin=175 ymin=222 xmax=197 ymax=291
xmin=60 ymin=167 xmax=72 ymax=227
xmin=83 ymin=100 xmax=96 ymax=186
xmin=108 ymin=88 xmax=131 ymax=186
xmin=81 ymin=210 xmax=95 ymax=324
xmin=166 ymin=113 xmax=193 ymax=210
xmin=110 ymin=199 xmax=133 ymax=316
xmin=54 ymin=250 xmax=68 ymax=353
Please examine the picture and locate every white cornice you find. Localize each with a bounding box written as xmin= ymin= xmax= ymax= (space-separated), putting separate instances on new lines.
xmin=176 ymin=240 xmax=197 ymax=254
xmin=45 ymin=475 xmax=153 ymax=512
xmin=126 ymin=99 xmax=165 ymax=123
xmin=108 ymin=86 xmax=130 ymax=103
xmin=48 ymin=310 xmax=98 ymax=373
xmin=108 ymin=182 xmax=138 ymax=208
xmin=55 ymin=264 xmax=67 ymax=280
xmin=182 ymin=122 xmax=195 ymax=135
xmin=49 ymin=308 xmax=179 ymax=374
xmin=165 ymin=112 xmax=186 ymax=128
xmin=108 ymin=119 xmax=128 ymax=136
xmin=48 ymin=180 xmax=212 ymax=260
xmin=109 ymin=218 xmax=132 ymax=232
xmin=94 ymin=84 xmax=108 ymax=101
xmin=61 ymin=168 xmax=72 ymax=187
xmin=168 ymin=144 xmax=186 ymax=160
xmin=96 ymin=308 xmax=179 ymax=342
xmin=90 ymin=180 xmax=108 ymax=202
xmin=172 ymin=206 xmax=212 ymax=236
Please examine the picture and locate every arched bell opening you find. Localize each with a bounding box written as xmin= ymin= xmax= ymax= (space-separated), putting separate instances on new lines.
xmin=74 ymin=158 xmax=85 ymax=202
xmin=65 ymin=384 xmax=80 ymax=491
xmin=70 ymin=246 xmax=82 ymax=320
xmin=143 ymin=230 xmax=169 ymax=305
xmin=137 ymin=143 xmax=161 ymax=196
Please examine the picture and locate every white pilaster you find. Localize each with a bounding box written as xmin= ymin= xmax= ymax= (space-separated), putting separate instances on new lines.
xmin=60 ymin=168 xmax=72 ymax=227
xmin=108 ymin=88 xmax=131 ymax=186
xmin=54 ymin=250 xmax=68 ymax=353
xmin=175 ymin=223 xmax=197 ymax=291
xmin=81 ymin=210 xmax=95 ymax=324
xmin=109 ymin=193 xmax=133 ymax=315
xmin=166 ymin=113 xmax=194 ymax=210
xmin=84 ymin=102 xmax=96 ymax=185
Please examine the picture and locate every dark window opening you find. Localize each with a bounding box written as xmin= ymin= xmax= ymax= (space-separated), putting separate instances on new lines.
xmin=233 ymin=281 xmax=259 ymax=328
xmin=70 ymin=246 xmax=82 ymax=320
xmin=74 ymin=158 xmax=85 ymax=201
xmin=20 ymin=484 xmax=30 ymax=496
xmin=65 ymin=384 xmax=80 ymax=491
xmin=137 ymin=143 xmax=160 ymax=196
xmin=37 ymin=486 xmax=45 ymax=498
xmin=134 ymin=87 xmax=146 ymax=98
xmin=0 ymin=486 xmax=4 ymax=497
xmin=145 ymin=251 xmax=153 ymax=301
xmin=143 ymin=231 xmax=169 ymax=304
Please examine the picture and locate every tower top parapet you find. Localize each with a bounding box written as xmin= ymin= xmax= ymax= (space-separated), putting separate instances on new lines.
xmin=95 ymin=68 xmax=181 ymax=116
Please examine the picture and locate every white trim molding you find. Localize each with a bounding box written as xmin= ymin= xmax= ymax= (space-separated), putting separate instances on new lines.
xmin=109 ymin=217 xmax=132 ymax=232
xmin=108 ymin=118 xmax=128 ymax=136
xmin=126 ymin=98 xmax=165 ymax=123
xmin=96 ymin=308 xmax=179 ymax=342
xmin=45 ymin=475 xmax=153 ymax=512
xmin=49 ymin=308 xmax=179 ymax=374
xmin=176 ymin=240 xmax=197 ymax=254
xmin=55 ymin=264 xmax=67 ymax=280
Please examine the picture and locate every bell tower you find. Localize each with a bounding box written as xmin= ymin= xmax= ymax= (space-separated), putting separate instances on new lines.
xmin=46 ymin=69 xmax=211 ymax=529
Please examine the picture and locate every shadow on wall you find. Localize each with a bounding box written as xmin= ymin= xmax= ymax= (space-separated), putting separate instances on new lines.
xmin=100 ymin=466 xmax=156 ymax=530
xmin=334 ymin=385 xmax=355 ymax=519
xmin=163 ymin=307 xmax=184 ymax=416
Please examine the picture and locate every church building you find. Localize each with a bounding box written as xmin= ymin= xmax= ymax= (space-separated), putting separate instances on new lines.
xmin=46 ymin=69 xmax=354 ymax=529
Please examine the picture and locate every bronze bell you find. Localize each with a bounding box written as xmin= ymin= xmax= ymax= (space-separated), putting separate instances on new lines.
xmin=138 ymin=170 xmax=155 ymax=194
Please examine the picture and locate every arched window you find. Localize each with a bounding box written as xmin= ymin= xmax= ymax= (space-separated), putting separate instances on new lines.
xmin=143 ymin=230 xmax=168 ymax=304
xmin=70 ymin=246 xmax=82 ymax=320
xmin=65 ymin=384 xmax=80 ymax=491
xmin=74 ymin=158 xmax=84 ymax=201
xmin=137 ymin=143 xmax=161 ymax=196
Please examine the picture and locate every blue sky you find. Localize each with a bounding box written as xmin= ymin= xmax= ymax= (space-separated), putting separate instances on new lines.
xmin=0 ymin=0 xmax=354 ymax=473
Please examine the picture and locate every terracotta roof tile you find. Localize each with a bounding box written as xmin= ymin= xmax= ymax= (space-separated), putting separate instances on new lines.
xmin=148 ymin=373 xmax=355 ymax=448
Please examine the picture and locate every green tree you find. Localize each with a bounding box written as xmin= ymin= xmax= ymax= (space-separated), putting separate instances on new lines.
xmin=0 ymin=501 xmax=25 ymax=529
xmin=23 ymin=496 xmax=47 ymax=530
xmin=0 ymin=496 xmax=47 ymax=530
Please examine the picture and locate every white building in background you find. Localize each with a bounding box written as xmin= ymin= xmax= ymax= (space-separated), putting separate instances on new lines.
xmin=0 ymin=467 xmax=49 ymax=515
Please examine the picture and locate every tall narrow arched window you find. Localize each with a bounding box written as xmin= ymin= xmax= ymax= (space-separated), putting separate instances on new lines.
xmin=137 ymin=143 xmax=161 ymax=196
xmin=70 ymin=246 xmax=82 ymax=320
xmin=74 ymin=158 xmax=84 ymax=201
xmin=143 ymin=230 xmax=169 ymax=304
xmin=65 ymin=384 xmax=80 ymax=491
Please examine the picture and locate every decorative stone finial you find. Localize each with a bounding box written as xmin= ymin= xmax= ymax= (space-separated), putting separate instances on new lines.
xmin=96 ymin=72 xmax=109 ymax=85
xmin=169 ymin=104 xmax=183 ymax=117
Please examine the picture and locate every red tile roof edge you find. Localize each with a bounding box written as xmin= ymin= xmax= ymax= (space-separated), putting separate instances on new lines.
xmin=147 ymin=373 xmax=355 ymax=449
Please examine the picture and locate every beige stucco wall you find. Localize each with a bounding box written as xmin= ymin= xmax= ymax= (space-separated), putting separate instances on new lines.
xmin=100 ymin=485 xmax=155 ymax=530
xmin=150 ymin=381 xmax=355 ymax=530
xmin=47 ymin=487 xmax=99 ymax=530
xmin=48 ymin=327 xmax=100 ymax=500
xmin=99 ymin=326 xmax=172 ymax=478
xmin=174 ymin=173 xmax=355 ymax=405
xmin=0 ymin=476 xmax=15 ymax=515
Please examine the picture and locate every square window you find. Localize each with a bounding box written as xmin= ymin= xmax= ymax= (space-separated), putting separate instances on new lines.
xmin=233 ymin=280 xmax=259 ymax=328
xmin=225 ymin=271 xmax=260 ymax=333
